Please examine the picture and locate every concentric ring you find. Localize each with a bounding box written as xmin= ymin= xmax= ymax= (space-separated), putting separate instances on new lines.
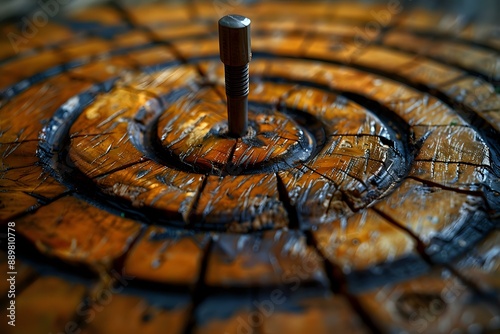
xmin=0 ymin=2 xmax=499 ymax=332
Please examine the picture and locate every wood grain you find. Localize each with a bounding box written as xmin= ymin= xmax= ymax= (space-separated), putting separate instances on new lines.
xmin=0 ymin=2 xmax=499 ymax=333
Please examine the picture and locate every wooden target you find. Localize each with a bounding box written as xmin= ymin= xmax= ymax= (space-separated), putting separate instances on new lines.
xmin=1 ymin=1 xmax=499 ymax=333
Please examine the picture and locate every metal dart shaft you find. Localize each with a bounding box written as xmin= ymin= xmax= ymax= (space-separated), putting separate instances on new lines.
xmin=218 ymin=14 xmax=251 ymax=137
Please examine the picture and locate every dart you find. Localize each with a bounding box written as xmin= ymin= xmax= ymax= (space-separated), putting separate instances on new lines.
xmin=218 ymin=14 xmax=251 ymax=137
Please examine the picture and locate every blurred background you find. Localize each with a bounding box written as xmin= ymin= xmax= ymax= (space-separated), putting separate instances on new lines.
xmin=1 ymin=0 xmax=500 ymax=24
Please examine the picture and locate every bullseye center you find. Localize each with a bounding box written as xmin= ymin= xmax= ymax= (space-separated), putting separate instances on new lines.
xmin=158 ymin=102 xmax=315 ymax=175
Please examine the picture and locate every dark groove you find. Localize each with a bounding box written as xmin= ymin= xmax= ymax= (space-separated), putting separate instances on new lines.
xmin=111 ymin=224 xmax=148 ymax=273
xmin=221 ymin=139 xmax=240 ymax=176
xmin=91 ymin=158 xmax=149 ymax=180
xmin=275 ymin=172 xmax=301 ymax=230
xmin=408 ymin=175 xmax=492 ymax=209
xmin=304 ymin=230 xmax=383 ymax=334
xmin=408 ymin=176 xmax=500 ymax=220
xmin=0 ymin=191 xmax=73 ymax=225
xmin=70 ymin=289 xmax=95 ymax=332
xmin=371 ymin=207 xmax=500 ymax=307
xmin=181 ymin=238 xmax=213 ymax=334
xmin=186 ymin=175 xmax=209 ymax=226
xmin=371 ymin=206 xmax=434 ymax=262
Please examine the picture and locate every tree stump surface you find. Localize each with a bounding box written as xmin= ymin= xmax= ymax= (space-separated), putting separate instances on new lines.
xmin=0 ymin=1 xmax=499 ymax=333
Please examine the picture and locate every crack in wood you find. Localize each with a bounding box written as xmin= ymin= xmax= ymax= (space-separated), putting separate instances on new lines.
xmin=305 ymin=230 xmax=383 ymax=334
